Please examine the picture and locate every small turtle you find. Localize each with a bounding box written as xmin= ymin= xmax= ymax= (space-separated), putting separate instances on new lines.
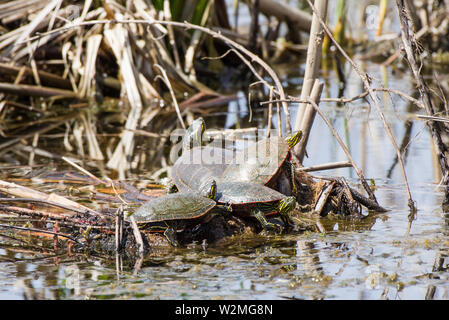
xmin=221 ymin=130 xmax=303 ymax=193
xmin=128 ymin=180 xmax=221 ymax=247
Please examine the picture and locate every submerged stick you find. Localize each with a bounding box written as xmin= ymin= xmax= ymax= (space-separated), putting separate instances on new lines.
xmin=129 ymin=215 xmax=145 ymax=256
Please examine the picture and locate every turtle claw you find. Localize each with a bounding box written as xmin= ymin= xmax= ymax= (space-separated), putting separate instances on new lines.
xmin=266 ymin=222 xmax=282 ymax=234
xmin=251 ymin=209 xmax=282 ymax=234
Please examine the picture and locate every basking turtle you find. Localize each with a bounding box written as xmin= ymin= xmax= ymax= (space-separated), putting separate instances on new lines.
xmin=128 ymin=180 xmax=219 ymax=247
xmin=171 ymin=119 xmax=297 ymax=231
xmin=215 ymin=181 xmax=296 ymax=232
xmin=220 ymin=130 xmax=303 ymax=193
xmin=170 ymin=117 xmax=235 ymax=193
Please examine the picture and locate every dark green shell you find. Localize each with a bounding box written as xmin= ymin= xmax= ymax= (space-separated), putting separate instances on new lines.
xmin=131 ymin=192 xmax=216 ymax=223
xmin=172 ymin=146 xmax=235 ymax=192
xmin=221 ymin=136 xmax=290 ymax=185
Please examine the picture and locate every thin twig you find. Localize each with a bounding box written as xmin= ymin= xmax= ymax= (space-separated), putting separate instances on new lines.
xmin=129 ymin=215 xmax=145 ymax=256
xmin=306 ymin=0 xmax=413 ymax=205
xmin=396 ymin=0 xmax=449 ymax=204
xmin=305 ymin=96 xmax=377 ymax=201
xmin=154 ymin=64 xmax=185 ymax=129
xmin=0 ymin=223 xmax=81 ymax=244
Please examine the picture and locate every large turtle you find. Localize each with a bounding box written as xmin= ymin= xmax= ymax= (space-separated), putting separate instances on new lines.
xmin=128 ymin=180 xmax=220 ymax=247
xmin=170 ymin=118 xmax=235 ymax=193
xmin=220 ymin=130 xmax=303 ymax=194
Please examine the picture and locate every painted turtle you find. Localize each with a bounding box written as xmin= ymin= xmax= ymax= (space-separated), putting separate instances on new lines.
xmin=170 ymin=117 xmax=234 ymax=193
xmin=128 ymin=180 xmax=218 ymax=247
xmin=215 ymin=181 xmax=296 ymax=232
xmin=220 ymin=130 xmax=303 ymax=193
xmin=171 ymin=119 xmax=297 ymax=231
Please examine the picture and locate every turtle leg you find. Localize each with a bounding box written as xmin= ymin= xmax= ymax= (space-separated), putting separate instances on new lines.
xmin=163 ymin=225 xmax=179 ymax=247
xmin=216 ymin=202 xmax=233 ymax=213
xmin=283 ymin=161 xmax=297 ymax=194
xmin=250 ymin=208 xmax=281 ymax=233
xmin=278 ymin=196 xmax=296 ymax=227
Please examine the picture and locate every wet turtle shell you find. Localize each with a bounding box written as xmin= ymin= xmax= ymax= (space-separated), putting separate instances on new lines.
xmin=220 ymin=135 xmax=294 ymax=186
xmin=215 ymin=181 xmax=289 ymax=217
xmin=131 ymin=191 xmax=216 ymax=228
xmin=171 ymin=146 xmax=235 ymax=193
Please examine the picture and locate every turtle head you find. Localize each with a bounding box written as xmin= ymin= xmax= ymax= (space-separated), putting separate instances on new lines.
xmin=200 ymin=178 xmax=217 ymax=200
xmin=286 ymin=130 xmax=303 ymax=149
xmin=278 ymin=196 xmax=296 ymax=214
xmin=182 ymin=118 xmax=205 ymax=151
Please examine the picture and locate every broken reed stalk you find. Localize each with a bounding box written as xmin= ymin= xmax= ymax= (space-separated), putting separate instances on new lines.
xmin=396 ymin=0 xmax=449 ymax=205
xmin=115 ymin=205 xmax=124 ymax=252
xmin=0 ymin=197 xmax=96 ymax=216
xmin=0 ymin=204 xmax=114 ymax=229
xmin=21 ymin=18 xmax=293 ymax=134
xmin=262 ymin=87 xmax=425 ymax=111
xmin=154 ymin=64 xmax=185 ymax=129
xmin=293 ymin=0 xmax=328 ymax=156
xmin=306 ymin=0 xmax=413 ymax=207
xmin=295 ymin=77 xmax=323 ymax=162
xmin=299 ymin=160 xmax=352 ymax=172
xmin=0 ymin=178 xmax=101 ymax=217
xmin=129 ymin=215 xmax=145 ymax=256
xmin=266 ymin=86 xmax=273 ymax=138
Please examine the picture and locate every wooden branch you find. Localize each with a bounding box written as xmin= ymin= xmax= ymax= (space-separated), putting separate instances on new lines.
xmin=299 ymin=160 xmax=353 ymax=172
xmin=306 ymin=0 xmax=413 ymax=206
xmin=0 ymin=63 xmax=72 ymax=89
xmin=243 ymin=0 xmax=313 ymax=33
xmin=0 ymin=82 xmax=77 ymax=97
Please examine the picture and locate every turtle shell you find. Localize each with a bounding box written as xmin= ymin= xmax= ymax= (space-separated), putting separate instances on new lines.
xmin=215 ymin=181 xmax=287 ymax=216
xmin=220 ymin=136 xmax=290 ymax=186
xmin=131 ymin=192 xmax=216 ymax=223
xmin=172 ymin=146 xmax=235 ymax=193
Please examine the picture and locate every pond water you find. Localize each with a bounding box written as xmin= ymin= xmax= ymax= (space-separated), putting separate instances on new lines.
xmin=1 ymin=54 xmax=448 ymax=300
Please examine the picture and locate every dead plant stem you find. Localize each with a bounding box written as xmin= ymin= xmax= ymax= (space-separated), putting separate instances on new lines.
xmin=306 ymin=0 xmax=413 ymax=205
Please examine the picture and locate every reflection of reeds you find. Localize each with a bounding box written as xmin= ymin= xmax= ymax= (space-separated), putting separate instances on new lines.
xmin=0 ymin=1 xmax=312 ymax=179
